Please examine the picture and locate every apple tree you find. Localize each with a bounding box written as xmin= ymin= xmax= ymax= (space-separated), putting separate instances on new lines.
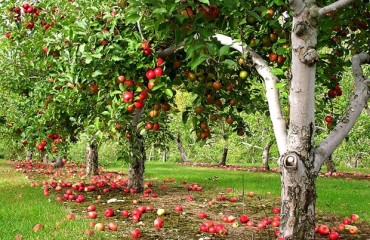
xmin=124 ymin=0 xmax=369 ymax=238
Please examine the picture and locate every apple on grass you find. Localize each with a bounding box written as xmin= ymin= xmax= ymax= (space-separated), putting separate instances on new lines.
xmin=131 ymin=229 xmax=142 ymax=238
xmin=154 ymin=218 xmax=164 ymax=229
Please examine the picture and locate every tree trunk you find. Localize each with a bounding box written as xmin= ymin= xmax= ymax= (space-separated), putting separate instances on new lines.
xmin=219 ymin=145 xmax=228 ymax=166
xmin=25 ymin=151 xmax=33 ymax=161
xmin=148 ymin=144 xmax=154 ymax=161
xmin=40 ymin=151 xmax=50 ymax=163
xmin=325 ymin=155 xmax=336 ymax=173
xmin=262 ymin=141 xmax=273 ymax=170
xmin=86 ymin=137 xmax=98 ymax=176
xmin=53 ymin=156 xmax=64 ymax=168
xmin=280 ymin=3 xmax=318 ymax=239
xmin=128 ymin=133 xmax=146 ymax=192
xmin=176 ymin=134 xmax=189 ymax=163
xmin=162 ymin=150 xmax=167 ymax=162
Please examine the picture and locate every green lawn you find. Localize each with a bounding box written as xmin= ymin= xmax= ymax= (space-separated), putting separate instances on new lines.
xmin=0 ymin=160 xmax=93 ymax=240
xmin=109 ymin=161 xmax=370 ymax=223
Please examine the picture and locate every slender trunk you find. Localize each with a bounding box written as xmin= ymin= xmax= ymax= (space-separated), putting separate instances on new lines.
xmin=162 ymin=150 xmax=167 ymax=162
xmin=148 ymin=144 xmax=154 ymax=161
xmin=176 ymin=134 xmax=189 ymax=163
xmin=25 ymin=151 xmax=33 ymax=160
xmin=40 ymin=151 xmax=50 ymax=163
xmin=128 ymin=133 xmax=146 ymax=192
xmin=262 ymin=141 xmax=273 ymax=170
xmin=86 ymin=137 xmax=98 ymax=176
xmin=325 ymin=155 xmax=336 ymax=173
xmin=53 ymin=156 xmax=64 ymax=168
xmin=219 ymin=145 xmax=228 ymax=166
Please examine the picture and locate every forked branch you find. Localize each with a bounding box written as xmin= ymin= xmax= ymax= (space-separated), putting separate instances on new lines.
xmin=314 ymin=52 xmax=370 ymax=173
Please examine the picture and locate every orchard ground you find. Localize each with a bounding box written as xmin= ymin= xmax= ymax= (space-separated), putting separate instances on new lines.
xmin=1 ymin=159 xmax=369 ymax=239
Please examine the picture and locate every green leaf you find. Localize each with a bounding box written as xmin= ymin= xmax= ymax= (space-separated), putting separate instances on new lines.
xmin=223 ymin=59 xmax=238 ymax=67
xmin=182 ymin=111 xmax=189 ymax=124
xmin=92 ymin=53 xmax=102 ymax=59
xmin=275 ymin=82 xmax=285 ymax=89
xmin=85 ymin=55 xmax=92 ymax=64
xmin=92 ymin=70 xmax=103 ymax=77
xmin=152 ymin=82 xmax=165 ymax=91
xmin=112 ymin=56 xmax=124 ymax=61
xmin=164 ymin=89 xmax=173 ymax=97
xmin=79 ymin=44 xmax=85 ymax=54
xmin=199 ymin=0 xmax=210 ymax=4
xmin=152 ymin=8 xmax=167 ymax=14
xmin=272 ymin=68 xmax=284 ymax=76
xmin=190 ymin=54 xmax=210 ymax=70
xmin=219 ymin=45 xmax=230 ymax=56
xmin=126 ymin=14 xmax=140 ymax=25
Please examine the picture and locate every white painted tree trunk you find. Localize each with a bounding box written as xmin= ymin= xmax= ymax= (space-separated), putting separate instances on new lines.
xmin=176 ymin=134 xmax=189 ymax=163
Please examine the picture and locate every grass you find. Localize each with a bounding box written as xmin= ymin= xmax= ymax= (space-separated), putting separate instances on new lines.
xmin=1 ymin=158 xmax=369 ymax=239
xmin=0 ymin=160 xmax=93 ymax=240
xmin=109 ymin=161 xmax=370 ymax=223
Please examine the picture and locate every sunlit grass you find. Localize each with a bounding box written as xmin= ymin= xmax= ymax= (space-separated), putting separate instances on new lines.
xmin=0 ymin=160 xmax=94 ymax=240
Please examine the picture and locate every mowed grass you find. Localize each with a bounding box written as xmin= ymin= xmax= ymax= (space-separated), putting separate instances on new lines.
xmin=0 ymin=160 xmax=92 ymax=240
xmin=110 ymin=161 xmax=370 ymax=223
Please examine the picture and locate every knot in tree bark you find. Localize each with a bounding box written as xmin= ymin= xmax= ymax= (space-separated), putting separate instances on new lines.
xmin=293 ymin=21 xmax=308 ymax=37
xmin=303 ymin=48 xmax=318 ymax=66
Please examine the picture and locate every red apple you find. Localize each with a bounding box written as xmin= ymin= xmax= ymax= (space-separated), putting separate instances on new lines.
xmin=154 ymin=218 xmax=164 ymax=229
xmin=33 ymin=224 xmax=43 ymax=232
xmin=328 ymin=231 xmax=339 ymax=240
xmin=130 ymin=229 xmax=142 ymax=238
xmin=87 ymin=211 xmax=97 ymax=219
xmin=318 ymin=225 xmax=330 ymax=235
xmin=239 ymin=214 xmax=249 ymax=223
xmin=154 ymin=67 xmax=163 ymax=78
xmin=107 ymin=222 xmax=118 ymax=231
xmin=175 ymin=205 xmax=183 ymax=212
xmin=350 ymin=214 xmax=359 ymax=222
xmin=104 ymin=208 xmax=115 ymax=217
xmin=198 ymin=211 xmax=207 ymax=219
xmin=349 ymin=225 xmax=358 ymax=234
xmin=146 ymin=69 xmax=155 ymax=80
xmin=122 ymin=91 xmax=134 ymax=103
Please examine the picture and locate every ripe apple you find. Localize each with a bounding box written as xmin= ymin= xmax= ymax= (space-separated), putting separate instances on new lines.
xmin=348 ymin=225 xmax=358 ymax=234
xmin=154 ymin=218 xmax=164 ymax=229
xmin=146 ymin=69 xmax=155 ymax=80
xmin=122 ymin=91 xmax=134 ymax=103
xmin=175 ymin=205 xmax=183 ymax=212
xmin=107 ymin=222 xmax=118 ymax=231
xmin=154 ymin=67 xmax=163 ymax=78
xmin=198 ymin=211 xmax=207 ymax=219
xmin=181 ymin=6 xmax=194 ymax=19
xmin=33 ymin=224 xmax=43 ymax=232
xmin=342 ymin=218 xmax=352 ymax=225
xmin=350 ymin=214 xmax=359 ymax=222
xmin=156 ymin=58 xmax=164 ymax=66
xmin=5 ymin=32 xmax=11 ymax=38
xmin=122 ymin=210 xmax=130 ymax=217
xmin=104 ymin=208 xmax=115 ymax=217
xmin=269 ymin=52 xmax=278 ymax=62
xmin=66 ymin=213 xmax=75 ymax=220
xmin=134 ymin=100 xmax=144 ymax=109
xmin=130 ymin=229 xmax=142 ymax=238
xmin=87 ymin=211 xmax=97 ymax=219
xmin=117 ymin=75 xmax=125 ymax=83
xmin=318 ymin=224 xmax=330 ymax=235
xmin=239 ymin=214 xmax=249 ymax=223
xmin=328 ymin=231 xmax=339 ymax=240
xmin=94 ymin=223 xmax=105 ymax=231
xmin=153 ymin=123 xmax=160 ymax=131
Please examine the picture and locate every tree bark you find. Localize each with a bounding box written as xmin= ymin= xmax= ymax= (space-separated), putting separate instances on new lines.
xmin=53 ymin=156 xmax=64 ymax=168
xmin=219 ymin=145 xmax=228 ymax=166
xmin=127 ymin=108 xmax=146 ymax=192
xmin=324 ymin=155 xmax=336 ymax=173
xmin=176 ymin=134 xmax=189 ymax=163
xmin=262 ymin=141 xmax=273 ymax=170
xmin=162 ymin=150 xmax=167 ymax=162
xmin=86 ymin=137 xmax=98 ymax=176
xmin=40 ymin=151 xmax=50 ymax=163
xmin=128 ymin=133 xmax=146 ymax=192
xmin=25 ymin=151 xmax=33 ymax=161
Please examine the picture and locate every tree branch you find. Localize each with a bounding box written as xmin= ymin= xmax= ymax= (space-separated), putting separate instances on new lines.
xmin=157 ymin=42 xmax=185 ymax=58
xmin=131 ymin=108 xmax=144 ymax=129
xmin=213 ymin=34 xmax=287 ymax=155
xmin=314 ymin=52 xmax=370 ymax=173
xmin=318 ymin=0 xmax=354 ymax=17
